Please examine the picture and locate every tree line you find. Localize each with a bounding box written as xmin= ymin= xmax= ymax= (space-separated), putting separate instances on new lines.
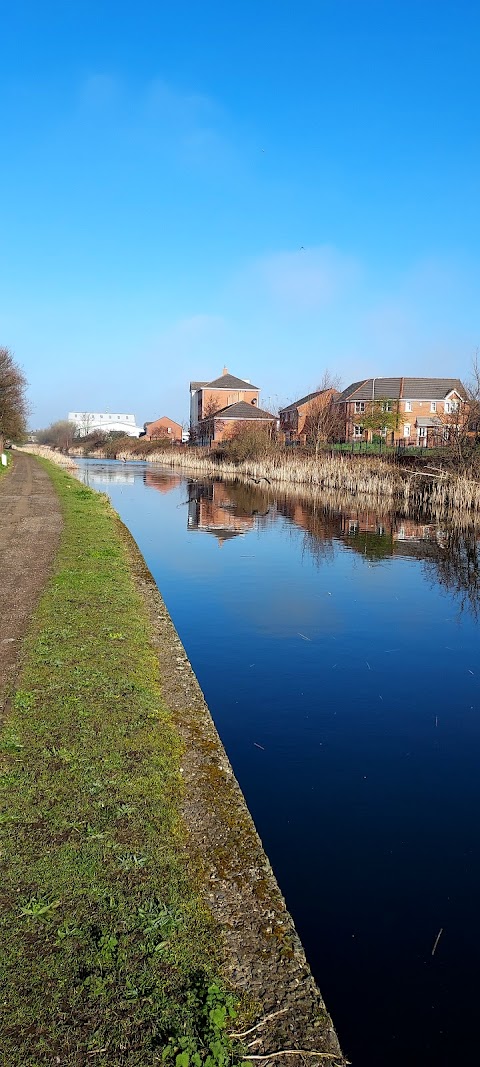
xmin=0 ymin=347 xmax=28 ymax=453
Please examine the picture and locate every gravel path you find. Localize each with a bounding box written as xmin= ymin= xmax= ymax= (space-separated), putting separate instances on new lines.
xmin=0 ymin=452 xmax=62 ymax=718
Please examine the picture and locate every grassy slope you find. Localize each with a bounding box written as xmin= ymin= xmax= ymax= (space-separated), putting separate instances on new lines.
xmin=0 ymin=463 xmax=237 ymax=1065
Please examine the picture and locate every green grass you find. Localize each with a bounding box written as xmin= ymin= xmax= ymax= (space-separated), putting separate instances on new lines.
xmin=0 ymin=463 xmax=244 ymax=1066
xmin=0 ymin=448 xmax=11 ymax=474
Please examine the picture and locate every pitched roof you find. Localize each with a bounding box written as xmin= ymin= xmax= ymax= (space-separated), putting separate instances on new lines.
xmin=144 ymin=416 xmax=182 ymax=428
xmin=201 ymin=401 xmax=274 ymax=422
xmin=337 ymin=377 xmax=467 ymax=402
xmin=205 ymin=373 xmax=258 ymax=390
xmin=279 ymin=390 xmax=322 ymax=414
xmin=190 ymin=381 xmax=208 ymax=390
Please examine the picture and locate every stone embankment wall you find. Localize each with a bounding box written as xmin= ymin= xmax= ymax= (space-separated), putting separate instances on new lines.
xmin=123 ymin=523 xmax=345 ymax=1064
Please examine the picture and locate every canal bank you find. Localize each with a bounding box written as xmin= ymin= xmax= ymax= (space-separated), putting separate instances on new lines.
xmin=0 ymin=454 xmax=344 ymax=1066
xmin=67 ymin=440 xmax=480 ymax=518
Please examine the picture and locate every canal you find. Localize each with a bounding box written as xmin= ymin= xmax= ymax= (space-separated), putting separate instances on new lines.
xmin=78 ymin=458 xmax=480 ymax=1067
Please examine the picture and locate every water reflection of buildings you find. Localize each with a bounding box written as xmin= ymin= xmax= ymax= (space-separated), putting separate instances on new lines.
xmin=276 ymin=497 xmax=444 ymax=562
xmin=338 ymin=511 xmax=440 ymax=561
xmin=143 ymin=471 xmax=181 ymax=494
xmin=187 ymin=480 xmax=270 ymax=546
xmin=275 ymin=490 xmax=480 ymax=611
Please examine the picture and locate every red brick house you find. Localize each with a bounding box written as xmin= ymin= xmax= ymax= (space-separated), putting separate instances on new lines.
xmin=143 ymin=416 xmax=183 ymax=443
xmin=196 ymin=400 xmax=276 ymax=446
xmin=279 ymin=388 xmax=340 ymax=444
xmin=336 ymin=377 xmax=468 ymax=446
xmin=190 ymin=368 xmax=259 ymax=434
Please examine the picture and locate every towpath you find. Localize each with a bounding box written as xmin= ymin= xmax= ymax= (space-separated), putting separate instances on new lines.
xmin=0 ymin=452 xmax=62 ymax=718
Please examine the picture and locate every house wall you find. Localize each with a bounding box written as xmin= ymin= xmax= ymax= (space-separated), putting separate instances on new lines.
xmin=197 ymin=416 xmax=274 ymax=446
xmin=280 ymin=390 xmax=338 ymax=443
xmin=341 ymin=395 xmax=467 ymax=444
xmin=196 ymin=386 xmax=259 ymax=424
xmin=213 ymin=417 xmax=274 ymax=443
xmin=144 ymin=417 xmax=182 ymax=442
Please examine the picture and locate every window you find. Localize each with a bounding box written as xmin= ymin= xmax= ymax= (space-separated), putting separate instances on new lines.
xmin=353 ymin=424 xmax=363 ymax=437
xmin=382 ymin=401 xmax=392 ymax=413
xmin=354 ymin=401 xmax=365 ymax=413
xmin=349 ymin=521 xmax=359 ymax=534
xmin=405 ymin=401 xmax=412 ymax=412
xmin=445 ymin=399 xmax=459 ymax=414
xmin=418 ymin=426 xmax=427 ymax=438
xmin=430 ymin=402 xmax=437 ymax=413
xmin=404 ymin=423 xmax=411 ymax=438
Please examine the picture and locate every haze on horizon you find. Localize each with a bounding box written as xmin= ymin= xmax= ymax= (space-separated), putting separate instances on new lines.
xmin=1 ymin=1 xmax=479 ymax=429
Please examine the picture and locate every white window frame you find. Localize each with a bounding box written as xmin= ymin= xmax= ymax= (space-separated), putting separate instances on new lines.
xmin=353 ymin=424 xmax=363 ymax=437
xmin=405 ymin=401 xmax=412 ymax=412
xmin=430 ymin=401 xmax=437 ymax=413
xmin=354 ymin=401 xmax=365 ymax=413
xmin=418 ymin=426 xmax=427 ymax=439
xmin=382 ymin=401 xmax=392 ymax=413
xmin=404 ymin=423 xmax=411 ymax=438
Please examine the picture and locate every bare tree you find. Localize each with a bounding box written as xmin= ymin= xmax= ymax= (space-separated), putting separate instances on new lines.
xmin=435 ymin=351 xmax=480 ymax=470
xmin=37 ymin=420 xmax=78 ymax=451
xmin=0 ymin=347 xmax=28 ymax=452
xmin=305 ymin=370 xmax=343 ymax=455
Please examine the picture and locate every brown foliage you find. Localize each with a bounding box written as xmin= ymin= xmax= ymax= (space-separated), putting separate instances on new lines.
xmin=37 ymin=420 xmax=78 ymax=450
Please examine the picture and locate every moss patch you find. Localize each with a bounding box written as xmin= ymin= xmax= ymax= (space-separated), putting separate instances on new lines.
xmin=0 ymin=463 xmax=240 ymax=1065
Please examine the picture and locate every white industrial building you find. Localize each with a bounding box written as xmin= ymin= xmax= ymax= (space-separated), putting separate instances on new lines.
xmin=68 ymin=412 xmax=143 ymax=437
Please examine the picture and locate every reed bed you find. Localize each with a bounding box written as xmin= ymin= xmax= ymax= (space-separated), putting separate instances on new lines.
xmin=108 ymin=446 xmax=480 ymax=517
xmin=17 ymin=444 xmax=79 ymax=470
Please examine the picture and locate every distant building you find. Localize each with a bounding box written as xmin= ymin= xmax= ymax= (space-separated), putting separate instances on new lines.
xmin=143 ymin=416 xmax=183 ymax=443
xmin=68 ymin=412 xmax=143 ymax=437
xmin=190 ymin=367 xmax=259 ymax=433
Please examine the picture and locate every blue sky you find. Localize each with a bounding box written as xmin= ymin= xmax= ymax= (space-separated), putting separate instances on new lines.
xmin=1 ymin=1 xmax=479 ymax=427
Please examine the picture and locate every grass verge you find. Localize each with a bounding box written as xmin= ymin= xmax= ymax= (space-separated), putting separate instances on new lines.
xmin=0 ymin=462 xmax=244 ymax=1066
xmin=0 ymin=448 xmax=11 ymax=475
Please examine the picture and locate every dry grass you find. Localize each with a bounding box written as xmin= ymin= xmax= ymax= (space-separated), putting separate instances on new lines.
xmin=17 ymin=444 xmax=79 ymax=470
xmin=106 ymin=447 xmax=480 ymax=517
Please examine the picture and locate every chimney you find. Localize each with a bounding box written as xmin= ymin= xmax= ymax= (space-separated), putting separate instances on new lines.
xmin=222 ymin=366 xmax=228 ymax=376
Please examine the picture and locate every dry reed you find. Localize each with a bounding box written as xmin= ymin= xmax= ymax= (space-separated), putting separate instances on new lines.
xmin=107 ymin=447 xmax=480 ymax=518
xmin=16 ymin=444 xmax=79 ymax=470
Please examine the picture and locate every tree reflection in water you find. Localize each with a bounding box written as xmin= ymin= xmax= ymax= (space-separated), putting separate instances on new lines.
xmin=181 ymin=475 xmax=480 ymax=614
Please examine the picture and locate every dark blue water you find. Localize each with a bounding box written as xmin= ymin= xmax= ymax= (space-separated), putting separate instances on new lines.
xmin=79 ymin=459 xmax=480 ymax=1067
